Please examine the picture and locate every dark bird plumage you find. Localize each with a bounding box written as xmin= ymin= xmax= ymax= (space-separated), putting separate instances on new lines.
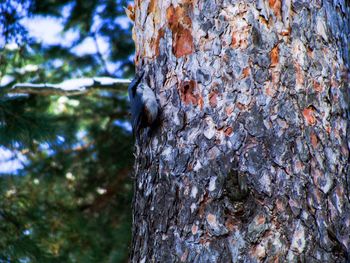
xmin=128 ymin=72 xmax=158 ymax=136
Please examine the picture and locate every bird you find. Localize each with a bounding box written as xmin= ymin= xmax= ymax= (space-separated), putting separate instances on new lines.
xmin=128 ymin=72 xmax=158 ymax=137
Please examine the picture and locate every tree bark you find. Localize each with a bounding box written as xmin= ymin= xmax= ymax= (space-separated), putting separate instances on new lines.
xmin=130 ymin=0 xmax=350 ymax=262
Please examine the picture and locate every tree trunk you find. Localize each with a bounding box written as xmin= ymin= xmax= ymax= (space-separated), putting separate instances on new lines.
xmin=130 ymin=0 xmax=350 ymax=262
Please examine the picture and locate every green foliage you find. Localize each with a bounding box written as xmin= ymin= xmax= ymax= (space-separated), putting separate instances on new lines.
xmin=0 ymin=93 xmax=134 ymax=262
xmin=0 ymin=0 xmax=135 ymax=261
xmin=0 ymin=96 xmax=57 ymax=147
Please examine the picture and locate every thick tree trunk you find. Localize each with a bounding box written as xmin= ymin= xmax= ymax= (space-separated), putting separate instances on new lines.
xmin=130 ymin=0 xmax=350 ymax=262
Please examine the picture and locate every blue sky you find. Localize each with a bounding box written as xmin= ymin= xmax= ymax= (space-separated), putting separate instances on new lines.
xmin=0 ymin=146 xmax=28 ymax=174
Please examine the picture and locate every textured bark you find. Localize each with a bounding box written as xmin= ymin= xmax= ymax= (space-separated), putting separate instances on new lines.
xmin=130 ymin=0 xmax=350 ymax=262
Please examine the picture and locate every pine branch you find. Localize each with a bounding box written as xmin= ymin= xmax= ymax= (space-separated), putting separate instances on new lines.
xmin=5 ymin=77 xmax=131 ymax=96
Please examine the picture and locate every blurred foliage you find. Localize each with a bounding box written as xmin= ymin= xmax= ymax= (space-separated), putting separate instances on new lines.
xmin=0 ymin=0 xmax=135 ymax=262
xmin=0 ymin=0 xmax=30 ymax=45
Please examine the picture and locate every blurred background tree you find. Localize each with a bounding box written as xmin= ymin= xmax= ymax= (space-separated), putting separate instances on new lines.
xmin=0 ymin=0 xmax=134 ymax=262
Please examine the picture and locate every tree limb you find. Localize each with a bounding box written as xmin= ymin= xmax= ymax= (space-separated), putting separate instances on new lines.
xmin=6 ymin=77 xmax=131 ymax=96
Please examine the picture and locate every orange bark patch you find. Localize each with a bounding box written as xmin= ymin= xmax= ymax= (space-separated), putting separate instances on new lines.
xmin=264 ymin=81 xmax=276 ymax=97
xmin=198 ymin=95 xmax=204 ymax=110
xmin=225 ymin=106 xmax=234 ymax=116
xmin=307 ymin=47 xmax=314 ymax=58
xmin=182 ymin=0 xmax=194 ymax=5
xmin=148 ymin=0 xmax=158 ymax=14
xmin=225 ymin=218 xmax=236 ymax=231
xmin=313 ymin=80 xmax=323 ymax=92
xmin=231 ymin=31 xmax=249 ymax=49
xmin=270 ymin=45 xmax=279 ymax=67
xmin=224 ymin=127 xmax=233 ymax=136
xmin=250 ymin=244 xmax=266 ymax=260
xmin=198 ymin=192 xmax=209 ymax=218
xmin=242 ymin=67 xmax=250 ymax=78
xmin=207 ymin=213 xmax=216 ymax=225
xmin=166 ymin=4 xmax=194 ymax=58
xmin=166 ymin=5 xmax=176 ymax=25
xmin=187 ymin=163 xmax=193 ymax=171
xmin=280 ymin=27 xmax=291 ymax=36
xmin=310 ymin=131 xmax=318 ymax=148
xmin=303 ymin=107 xmax=316 ymax=126
xmin=232 ymin=32 xmax=238 ymax=47
xmin=230 ymin=16 xmax=250 ymax=49
xmin=125 ymin=4 xmax=135 ymax=21
xmin=209 ymin=90 xmax=218 ymax=107
xmin=269 ymin=0 xmax=281 ymax=19
xmin=258 ymin=15 xmax=269 ymax=27
xmin=295 ymin=63 xmax=304 ymax=88
xmin=179 ymin=80 xmax=198 ymax=106
xmin=336 ymin=185 xmax=344 ymax=196
xmin=174 ymin=28 xmax=194 ymax=57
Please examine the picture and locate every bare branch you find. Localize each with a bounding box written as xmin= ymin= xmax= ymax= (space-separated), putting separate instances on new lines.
xmin=6 ymin=77 xmax=131 ymax=96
